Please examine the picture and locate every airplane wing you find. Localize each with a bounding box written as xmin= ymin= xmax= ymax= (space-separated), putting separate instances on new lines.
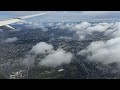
xmin=0 ymin=12 xmax=49 ymax=30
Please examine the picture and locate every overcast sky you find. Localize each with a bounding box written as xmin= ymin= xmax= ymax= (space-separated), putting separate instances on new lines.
xmin=0 ymin=11 xmax=120 ymax=22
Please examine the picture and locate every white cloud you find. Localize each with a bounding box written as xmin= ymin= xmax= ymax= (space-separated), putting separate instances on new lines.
xmin=59 ymin=23 xmax=74 ymax=30
xmin=55 ymin=22 xmax=110 ymax=34
xmin=3 ymin=37 xmax=18 ymax=43
xmin=53 ymin=22 xmax=111 ymax=40
xmin=73 ymin=22 xmax=91 ymax=30
xmin=43 ymin=22 xmax=120 ymax=41
xmin=40 ymin=48 xmax=73 ymax=67
xmin=22 ymin=42 xmax=73 ymax=67
xmin=104 ymin=22 xmax=120 ymax=37
xmin=78 ymin=35 xmax=85 ymax=40
xmin=71 ymin=22 xmax=109 ymax=40
xmin=78 ymin=37 xmax=120 ymax=65
xmin=30 ymin=42 xmax=53 ymax=54
xmin=75 ymin=22 xmax=120 ymax=66
xmin=86 ymin=23 xmax=109 ymax=33
xmin=24 ymin=22 xmax=48 ymax=31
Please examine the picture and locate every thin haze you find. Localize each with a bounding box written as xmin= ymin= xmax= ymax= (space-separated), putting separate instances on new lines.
xmin=1 ymin=11 xmax=120 ymax=22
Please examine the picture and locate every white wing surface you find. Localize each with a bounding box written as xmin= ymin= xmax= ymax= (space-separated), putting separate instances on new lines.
xmin=0 ymin=11 xmax=49 ymax=30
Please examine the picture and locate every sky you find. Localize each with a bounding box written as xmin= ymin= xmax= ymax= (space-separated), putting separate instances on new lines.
xmin=0 ymin=11 xmax=120 ymax=22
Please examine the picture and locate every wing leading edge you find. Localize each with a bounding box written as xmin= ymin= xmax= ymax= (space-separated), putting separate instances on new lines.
xmin=0 ymin=12 xmax=49 ymax=30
